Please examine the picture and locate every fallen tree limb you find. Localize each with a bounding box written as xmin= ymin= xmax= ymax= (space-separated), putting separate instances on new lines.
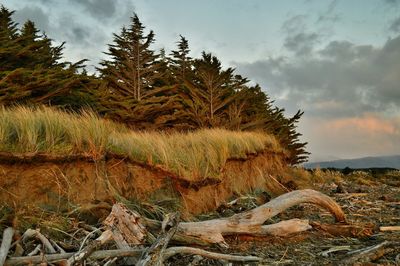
xmin=258 ymin=219 xmax=311 ymax=236
xmin=177 ymin=189 xmax=346 ymax=246
xmin=66 ymin=229 xmax=113 ymax=265
xmin=380 ymin=225 xmax=400 ymax=232
xmin=163 ymin=247 xmax=261 ymax=262
xmin=137 ymin=213 xmax=180 ymax=266
xmin=340 ymin=241 xmax=394 ymax=265
xmin=311 ymin=222 xmax=375 ymax=237
xmin=4 ymin=247 xmax=261 ymax=266
xmin=21 ymin=229 xmax=56 ymax=254
xmin=4 ymin=249 xmax=144 ymax=266
xmin=0 ymin=227 xmax=14 ymax=266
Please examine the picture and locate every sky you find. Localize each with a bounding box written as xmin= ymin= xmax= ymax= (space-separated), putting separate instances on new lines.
xmin=2 ymin=0 xmax=400 ymax=161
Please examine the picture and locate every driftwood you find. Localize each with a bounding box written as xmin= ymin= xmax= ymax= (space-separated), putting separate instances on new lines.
xmin=4 ymin=249 xmax=144 ymax=266
xmin=311 ymin=222 xmax=375 ymax=237
xmin=163 ymin=247 xmax=261 ymax=262
xmin=0 ymin=227 xmax=14 ymax=266
xmin=137 ymin=212 xmax=180 ymax=266
xmin=4 ymin=247 xmax=262 ymax=265
xmin=4 ymin=189 xmax=349 ymax=265
xmin=340 ymin=241 xmax=395 ymax=265
xmin=177 ymin=189 xmax=345 ymax=246
xmin=380 ymin=225 xmax=400 ymax=232
xmin=66 ymin=229 xmax=113 ymax=265
xmin=66 ymin=203 xmax=148 ymax=265
xmin=21 ymin=229 xmax=56 ymax=254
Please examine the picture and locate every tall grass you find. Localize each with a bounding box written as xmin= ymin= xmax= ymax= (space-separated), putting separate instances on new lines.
xmin=0 ymin=106 xmax=284 ymax=180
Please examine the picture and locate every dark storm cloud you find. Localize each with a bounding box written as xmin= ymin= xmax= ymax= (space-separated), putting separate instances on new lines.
xmin=390 ymin=17 xmax=400 ymax=32
xmin=234 ymin=34 xmax=400 ymax=118
xmin=70 ymin=0 xmax=116 ymax=20
xmin=12 ymin=5 xmax=49 ymax=32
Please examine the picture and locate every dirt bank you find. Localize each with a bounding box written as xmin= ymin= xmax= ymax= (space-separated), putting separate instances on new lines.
xmin=0 ymin=151 xmax=289 ymax=216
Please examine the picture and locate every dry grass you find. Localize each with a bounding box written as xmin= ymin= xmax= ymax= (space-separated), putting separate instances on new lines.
xmin=0 ymin=106 xmax=283 ymax=180
xmin=285 ymin=167 xmax=344 ymax=189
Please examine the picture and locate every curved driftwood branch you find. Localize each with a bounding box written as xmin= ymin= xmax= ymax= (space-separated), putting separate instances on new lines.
xmin=163 ymin=247 xmax=261 ymax=262
xmin=177 ymin=189 xmax=346 ymax=245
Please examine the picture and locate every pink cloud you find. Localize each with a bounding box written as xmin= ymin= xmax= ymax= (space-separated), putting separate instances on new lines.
xmin=299 ymin=113 xmax=400 ymax=160
xmin=328 ymin=114 xmax=398 ymax=135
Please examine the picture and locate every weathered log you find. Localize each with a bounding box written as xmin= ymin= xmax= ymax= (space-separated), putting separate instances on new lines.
xmin=67 ymin=203 xmax=149 ymax=265
xmin=21 ymin=229 xmax=56 ymax=254
xmin=380 ymin=225 xmax=400 ymax=232
xmin=66 ymin=229 xmax=113 ymax=265
xmin=4 ymin=249 xmax=144 ymax=266
xmin=104 ymin=203 xmax=148 ymax=245
xmin=163 ymin=247 xmax=261 ymax=262
xmin=311 ymin=222 xmax=375 ymax=237
xmin=258 ymin=218 xmax=311 ymax=236
xmin=0 ymin=227 xmax=14 ymax=266
xmin=340 ymin=241 xmax=394 ymax=265
xmin=177 ymin=189 xmax=346 ymax=246
xmin=137 ymin=213 xmax=180 ymax=266
xmin=4 ymin=247 xmax=261 ymax=266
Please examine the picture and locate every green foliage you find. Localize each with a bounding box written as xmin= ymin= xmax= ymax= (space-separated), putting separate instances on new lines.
xmin=97 ymin=14 xmax=181 ymax=128
xmin=0 ymin=6 xmax=96 ymax=109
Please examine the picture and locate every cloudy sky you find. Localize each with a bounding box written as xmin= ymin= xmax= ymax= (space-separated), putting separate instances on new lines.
xmin=3 ymin=0 xmax=400 ymax=161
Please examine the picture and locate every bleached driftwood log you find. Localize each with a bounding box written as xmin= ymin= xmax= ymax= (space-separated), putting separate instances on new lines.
xmin=177 ymin=189 xmax=345 ymax=246
xmin=67 ymin=203 xmax=148 ymax=265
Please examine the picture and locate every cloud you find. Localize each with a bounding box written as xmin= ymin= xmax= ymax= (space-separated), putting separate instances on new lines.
xmin=234 ymin=34 xmax=400 ymax=118
xmin=69 ymin=0 xmax=116 ymax=21
xmin=284 ymin=32 xmax=320 ymax=56
xmin=281 ymin=15 xmax=322 ymax=56
xmin=12 ymin=6 xmax=49 ymax=32
xmin=316 ymin=0 xmax=340 ymax=23
xmin=301 ymin=114 xmax=400 ymax=159
xmin=383 ymin=0 xmax=400 ymax=5
xmin=389 ymin=17 xmax=400 ymax=32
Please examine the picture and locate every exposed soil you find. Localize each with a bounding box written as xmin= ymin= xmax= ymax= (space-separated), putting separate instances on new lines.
xmin=0 ymin=151 xmax=287 ymax=216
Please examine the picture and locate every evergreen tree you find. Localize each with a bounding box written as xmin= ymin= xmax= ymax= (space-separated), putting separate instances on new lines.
xmin=99 ymin=15 xmax=162 ymax=101
xmin=97 ymin=14 xmax=180 ymax=128
xmin=182 ymin=52 xmax=246 ymax=128
xmin=0 ymin=6 xmax=95 ymax=109
xmin=0 ymin=5 xmax=19 ymax=71
xmin=169 ymin=35 xmax=192 ymax=83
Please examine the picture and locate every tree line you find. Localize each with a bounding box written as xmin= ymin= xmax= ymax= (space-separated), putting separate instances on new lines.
xmin=0 ymin=6 xmax=309 ymax=164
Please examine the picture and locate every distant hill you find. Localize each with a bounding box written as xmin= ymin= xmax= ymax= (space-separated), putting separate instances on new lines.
xmin=304 ymin=155 xmax=400 ymax=169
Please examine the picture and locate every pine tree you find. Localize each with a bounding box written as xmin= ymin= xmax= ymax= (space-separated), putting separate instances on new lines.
xmin=169 ymin=35 xmax=192 ymax=83
xmin=97 ymin=14 xmax=180 ymax=128
xmin=0 ymin=6 xmax=95 ymax=109
xmin=99 ymin=15 xmax=163 ymax=101
xmin=182 ymin=52 xmax=246 ymax=128
xmin=0 ymin=5 xmax=19 ymax=71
